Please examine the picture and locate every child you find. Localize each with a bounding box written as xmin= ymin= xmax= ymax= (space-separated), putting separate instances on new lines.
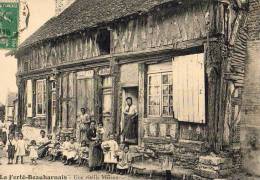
xmin=96 ymin=122 xmax=105 ymax=141
xmin=101 ymin=134 xmax=119 ymax=173
xmin=78 ymin=140 xmax=89 ymax=166
xmin=65 ymin=138 xmax=77 ymax=165
xmin=117 ymin=145 xmax=132 ymax=174
xmin=6 ymin=134 xmax=16 ymax=164
xmin=15 ymin=133 xmax=27 ymax=164
xmin=49 ymin=143 xmax=62 ymax=162
xmin=28 ymin=140 xmax=38 ymax=165
xmin=62 ymin=136 xmax=70 ymax=163
xmin=0 ymin=137 xmax=4 ymax=165
xmin=48 ymin=135 xmax=61 ymax=161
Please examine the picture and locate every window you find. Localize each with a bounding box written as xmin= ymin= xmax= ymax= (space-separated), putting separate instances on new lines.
xmin=148 ymin=65 xmax=173 ymax=117
xmin=97 ymin=29 xmax=110 ymax=55
xmin=36 ymin=79 xmax=46 ymax=115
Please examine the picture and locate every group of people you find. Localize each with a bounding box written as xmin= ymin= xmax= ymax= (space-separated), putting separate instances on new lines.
xmin=0 ymin=97 xmax=138 ymax=175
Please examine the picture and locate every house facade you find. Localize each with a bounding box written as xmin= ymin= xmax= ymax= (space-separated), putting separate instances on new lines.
xmin=5 ymin=92 xmax=17 ymax=123
xmin=14 ymin=0 xmax=251 ymax=178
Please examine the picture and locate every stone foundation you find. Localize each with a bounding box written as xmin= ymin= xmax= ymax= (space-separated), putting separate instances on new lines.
xmin=193 ymin=154 xmax=234 ymax=179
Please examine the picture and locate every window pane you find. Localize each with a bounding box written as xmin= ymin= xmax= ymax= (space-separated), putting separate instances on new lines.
xmin=168 ymin=75 xmax=173 ymax=85
xmin=169 ymin=85 xmax=173 ymax=95
xmin=149 ymin=96 xmax=160 ymax=105
xmin=149 ymin=105 xmax=160 ymax=116
xmin=162 ymin=74 xmax=169 ymax=84
xmin=162 ymin=106 xmax=169 ymax=115
xmin=163 ymin=96 xmax=169 ymax=106
xmin=169 ymin=106 xmax=173 ymax=116
xmin=169 ymin=96 xmax=173 ymax=105
xmin=149 ymin=75 xmax=160 ymax=85
xmin=162 ymin=85 xmax=169 ymax=95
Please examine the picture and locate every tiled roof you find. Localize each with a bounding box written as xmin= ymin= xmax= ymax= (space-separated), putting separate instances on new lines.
xmin=18 ymin=0 xmax=178 ymax=50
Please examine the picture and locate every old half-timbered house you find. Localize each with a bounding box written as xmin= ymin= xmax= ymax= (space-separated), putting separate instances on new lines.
xmin=13 ymin=0 xmax=249 ymax=178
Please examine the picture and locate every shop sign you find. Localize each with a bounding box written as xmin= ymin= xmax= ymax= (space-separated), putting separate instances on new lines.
xmin=77 ymin=70 xmax=94 ymax=79
xmin=98 ymin=68 xmax=111 ymax=76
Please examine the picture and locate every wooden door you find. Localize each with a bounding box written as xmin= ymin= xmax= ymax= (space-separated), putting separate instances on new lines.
xmin=61 ymin=72 xmax=76 ymax=129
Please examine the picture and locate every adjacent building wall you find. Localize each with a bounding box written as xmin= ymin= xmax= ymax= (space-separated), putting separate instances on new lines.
xmin=240 ymin=0 xmax=260 ymax=176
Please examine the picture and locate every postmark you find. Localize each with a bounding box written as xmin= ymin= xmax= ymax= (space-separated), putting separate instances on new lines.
xmin=0 ymin=1 xmax=19 ymax=49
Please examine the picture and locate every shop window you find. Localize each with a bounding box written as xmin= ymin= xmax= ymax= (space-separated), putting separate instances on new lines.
xmin=36 ymin=79 xmax=46 ymax=116
xmin=97 ymin=29 xmax=110 ymax=55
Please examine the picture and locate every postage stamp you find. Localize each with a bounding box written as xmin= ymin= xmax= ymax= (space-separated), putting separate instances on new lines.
xmin=0 ymin=1 xmax=19 ymax=49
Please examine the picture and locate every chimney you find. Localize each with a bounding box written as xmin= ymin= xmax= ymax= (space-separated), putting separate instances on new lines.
xmin=55 ymin=0 xmax=75 ymax=16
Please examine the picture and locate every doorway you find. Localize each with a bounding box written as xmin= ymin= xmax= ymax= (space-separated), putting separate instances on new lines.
xmin=121 ymin=86 xmax=138 ymax=145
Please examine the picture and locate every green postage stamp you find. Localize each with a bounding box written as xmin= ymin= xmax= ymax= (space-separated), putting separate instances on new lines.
xmin=0 ymin=1 xmax=19 ymax=49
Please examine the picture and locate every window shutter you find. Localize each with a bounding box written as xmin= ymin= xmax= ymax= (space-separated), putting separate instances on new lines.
xmin=27 ymin=80 xmax=33 ymax=117
xmin=172 ymin=53 xmax=205 ymax=123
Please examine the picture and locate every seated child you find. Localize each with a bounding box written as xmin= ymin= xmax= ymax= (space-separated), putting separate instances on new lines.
xmin=49 ymin=143 xmax=62 ymax=161
xmin=78 ymin=140 xmax=89 ymax=166
xmin=65 ymin=137 xmax=77 ymax=165
xmin=62 ymin=136 xmax=70 ymax=163
xmin=117 ymin=145 xmax=132 ymax=174
xmin=101 ymin=134 xmax=119 ymax=173
xmin=48 ymin=135 xmax=61 ymax=161
xmin=28 ymin=140 xmax=38 ymax=165
xmin=96 ymin=122 xmax=105 ymax=141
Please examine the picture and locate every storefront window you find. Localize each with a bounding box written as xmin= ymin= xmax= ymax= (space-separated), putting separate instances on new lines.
xmin=148 ymin=72 xmax=173 ymax=117
xmin=36 ymin=79 xmax=46 ymax=115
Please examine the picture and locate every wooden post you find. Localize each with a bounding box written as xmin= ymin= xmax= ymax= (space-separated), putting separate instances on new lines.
xmin=110 ymin=58 xmax=119 ymax=135
xmin=205 ymin=37 xmax=227 ymax=153
xmin=94 ymin=68 xmax=103 ymax=123
xmin=138 ymin=63 xmax=147 ymax=146
xmin=17 ymin=76 xmax=23 ymax=130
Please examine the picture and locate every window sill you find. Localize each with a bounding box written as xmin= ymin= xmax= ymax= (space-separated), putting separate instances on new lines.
xmin=34 ymin=115 xmax=46 ymax=118
xmin=143 ymin=136 xmax=177 ymax=144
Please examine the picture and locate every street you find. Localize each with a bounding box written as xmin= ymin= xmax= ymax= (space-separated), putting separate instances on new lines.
xmin=0 ymin=157 xmax=148 ymax=180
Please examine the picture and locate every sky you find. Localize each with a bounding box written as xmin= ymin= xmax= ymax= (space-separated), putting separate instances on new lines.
xmin=0 ymin=0 xmax=55 ymax=104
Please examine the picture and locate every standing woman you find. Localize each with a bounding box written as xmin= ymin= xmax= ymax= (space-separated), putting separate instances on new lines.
xmin=76 ymin=108 xmax=90 ymax=142
xmin=87 ymin=121 xmax=103 ymax=171
xmin=122 ymin=97 xmax=138 ymax=142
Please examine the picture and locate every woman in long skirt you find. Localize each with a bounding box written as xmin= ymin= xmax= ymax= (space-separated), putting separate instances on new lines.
xmin=122 ymin=97 xmax=138 ymax=142
xmin=87 ymin=121 xmax=103 ymax=171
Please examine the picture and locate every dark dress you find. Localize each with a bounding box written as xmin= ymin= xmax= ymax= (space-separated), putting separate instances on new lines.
xmin=87 ymin=128 xmax=103 ymax=168
xmin=7 ymin=139 xmax=15 ymax=159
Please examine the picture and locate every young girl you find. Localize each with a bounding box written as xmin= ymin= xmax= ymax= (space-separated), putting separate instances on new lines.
xmin=62 ymin=136 xmax=70 ymax=163
xmin=6 ymin=134 xmax=16 ymax=164
xmin=101 ymin=134 xmax=119 ymax=173
xmin=49 ymin=143 xmax=62 ymax=162
xmin=28 ymin=140 xmax=38 ymax=165
xmin=96 ymin=122 xmax=105 ymax=141
xmin=117 ymin=145 xmax=132 ymax=174
xmin=65 ymin=138 xmax=77 ymax=165
xmin=15 ymin=133 xmax=27 ymax=164
xmin=78 ymin=140 xmax=89 ymax=166
xmin=0 ymin=137 xmax=4 ymax=165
